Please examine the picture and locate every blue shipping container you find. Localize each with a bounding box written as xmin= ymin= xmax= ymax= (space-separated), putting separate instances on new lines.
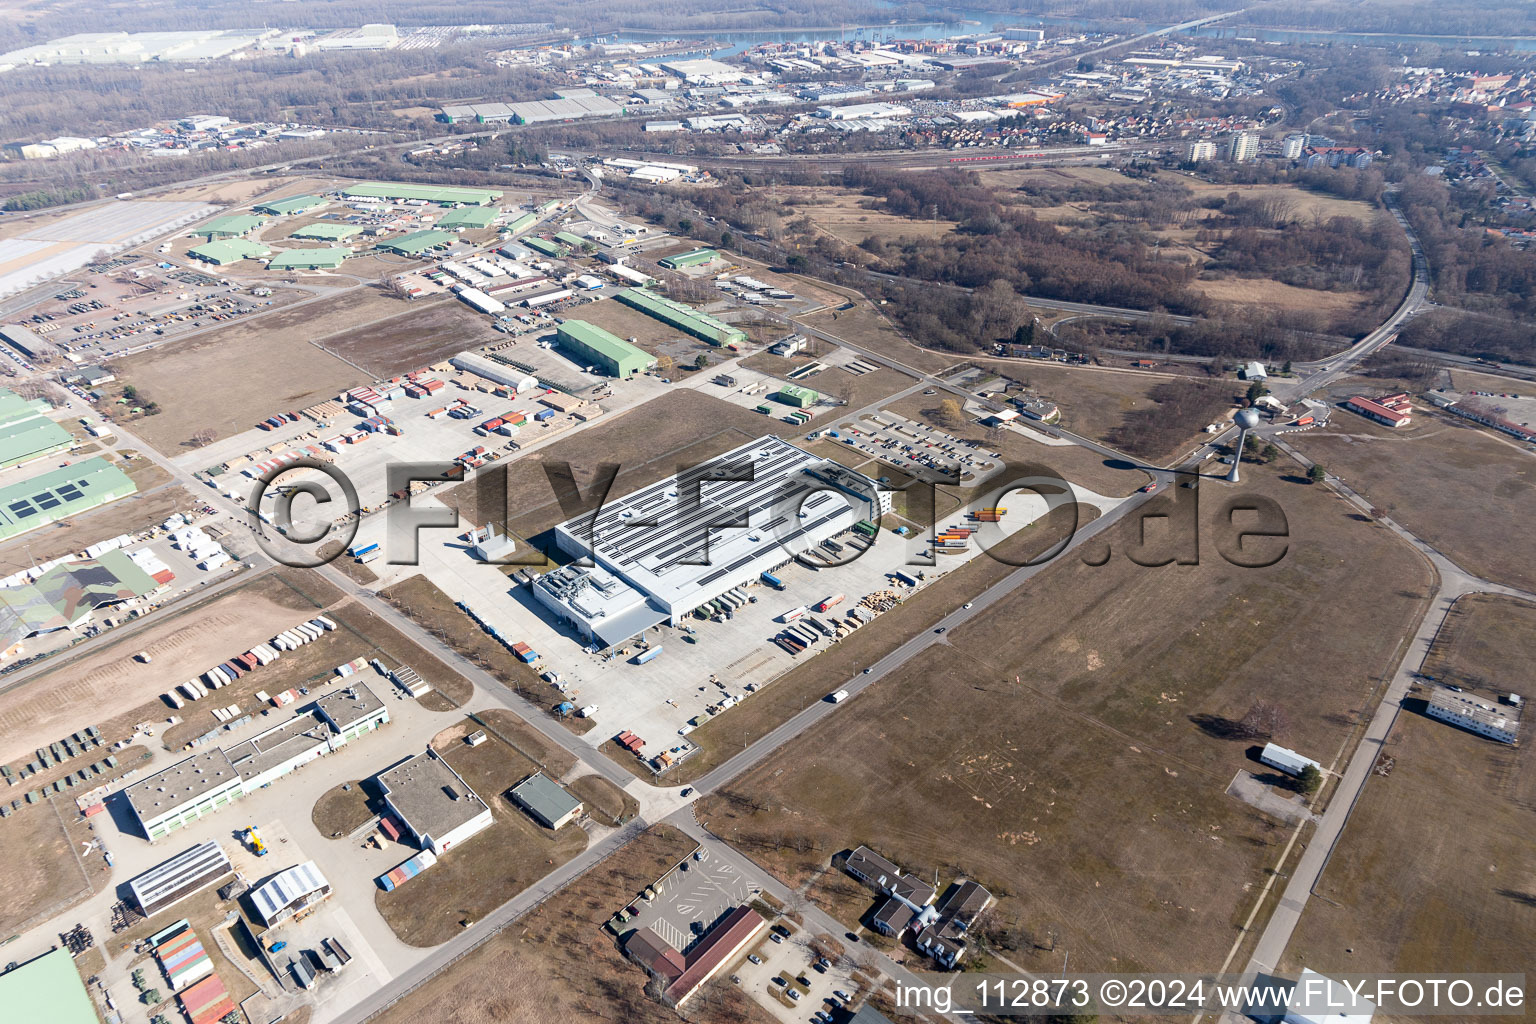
xmin=761 ymin=571 xmax=784 ymax=589
xmin=534 ymin=409 xmax=555 ymax=421
xmin=349 ymin=542 xmax=380 ymax=557
xmin=633 ymin=646 xmax=664 ymax=665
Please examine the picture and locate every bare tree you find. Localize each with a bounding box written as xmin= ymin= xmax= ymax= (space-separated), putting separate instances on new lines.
xmin=1238 ymin=700 xmax=1288 ymax=740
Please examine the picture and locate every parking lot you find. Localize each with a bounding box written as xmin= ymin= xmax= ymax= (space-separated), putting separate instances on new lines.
xmin=730 ymin=922 xmax=863 ymax=1024
xmin=626 ymin=845 xmax=762 ymax=953
xmin=836 ymin=411 xmax=999 ymax=482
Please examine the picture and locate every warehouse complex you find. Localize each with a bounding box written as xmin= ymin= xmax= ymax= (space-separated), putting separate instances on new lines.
xmin=0 ymin=395 xmax=74 ymax=469
xmin=0 ymin=456 xmax=137 ymax=542
xmin=0 ymin=547 xmax=163 ymax=649
xmin=377 ymin=229 xmax=457 ymax=256
xmin=536 ymin=436 xmax=890 ymax=646
xmin=268 ymin=248 xmax=349 ymax=270
xmin=189 ymin=239 xmax=270 ymax=266
xmin=342 ymin=182 xmax=502 ymax=206
xmin=376 ymin=748 xmax=493 ymax=854
xmin=124 ymin=681 xmax=389 ymax=840
xmin=556 ymin=320 xmax=654 ymax=378
xmin=289 ymin=222 xmax=361 ymax=241
xmin=195 ymin=214 xmax=265 ymax=239
xmin=615 ymin=287 xmax=746 ymax=348
xmin=254 ymin=195 xmax=328 ymax=216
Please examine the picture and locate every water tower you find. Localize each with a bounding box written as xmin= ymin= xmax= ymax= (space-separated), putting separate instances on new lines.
xmin=1228 ymin=408 xmax=1261 ymax=483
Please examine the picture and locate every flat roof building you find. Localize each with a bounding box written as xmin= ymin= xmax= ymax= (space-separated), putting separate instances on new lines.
xmin=439 ymin=206 xmax=498 ymax=230
xmin=195 ymin=214 xmax=265 ymax=239
xmin=555 ymin=319 xmax=653 ymax=378
xmin=0 ymin=949 xmax=100 ymax=1024
xmin=614 ymin=287 xmax=746 ymax=348
xmin=0 ymin=457 xmax=136 ymax=543
xmin=124 ymin=748 xmax=245 ymax=842
xmin=314 ymin=680 xmax=389 ymax=741
xmin=342 ymin=182 xmax=502 ymax=206
xmin=255 ymin=195 xmax=328 ymax=216
xmin=127 ymin=840 xmax=233 ymax=918
xmin=548 ymin=435 xmax=889 ymax=631
xmin=1426 ymin=687 xmax=1519 ymax=744
xmin=289 ymin=222 xmax=362 ymax=241
xmin=268 ymin=248 xmax=348 ymax=270
xmin=376 ymin=229 xmax=456 ymax=256
xmin=508 ymin=771 xmax=584 ymax=829
xmin=376 ymin=748 xmax=494 ymax=854
xmin=188 ymin=238 xmax=270 ymax=265
xmin=0 ymin=414 xmax=74 ymax=469
xmin=250 ymin=860 xmax=332 ymax=927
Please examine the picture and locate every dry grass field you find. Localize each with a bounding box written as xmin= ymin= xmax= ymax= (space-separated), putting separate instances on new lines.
xmin=776 ymin=186 xmax=959 ymax=247
xmin=1283 ymin=708 xmax=1536 ymax=975
xmin=1168 ymin=176 xmax=1380 ymax=225
xmin=1292 ymin=404 xmax=1536 ymax=590
xmin=699 ymin=459 xmax=1431 ymax=970
xmin=1193 ymin=275 xmax=1368 ymax=316
xmin=372 ymin=825 xmax=773 ymax=1024
xmin=1421 ymin=594 xmax=1536 ymax=690
xmin=0 ymin=794 xmax=91 ymax=936
xmin=112 ymin=289 xmax=384 ymax=452
xmin=374 ymin=717 xmax=588 ymax=946
xmin=320 ymin=297 xmax=507 ymax=378
xmin=0 ymin=570 xmax=337 ymax=766
xmin=673 ymin=504 xmax=1095 ymax=784
xmin=795 ymin=302 xmax=958 ymax=375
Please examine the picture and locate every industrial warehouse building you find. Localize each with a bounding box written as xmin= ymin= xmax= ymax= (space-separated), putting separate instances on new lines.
xmin=254 ymin=195 xmax=328 ymax=216
xmin=188 ymin=239 xmax=271 ymax=266
xmin=1425 ymin=687 xmax=1520 ymax=744
xmin=268 ymin=248 xmax=349 ymax=271
xmin=508 ymin=771 xmax=583 ymax=829
xmin=376 ymin=229 xmax=456 ymax=256
xmin=658 ymin=247 xmax=718 ymax=269
xmin=778 ymin=384 xmax=819 ymax=408
xmin=537 ymin=435 xmax=890 ymax=646
xmin=555 ymin=320 xmax=654 ymax=378
xmin=250 ymin=860 xmax=332 ymax=927
xmin=289 ymin=222 xmax=362 ymax=241
xmin=376 ymin=748 xmax=493 ymax=854
xmin=195 ymin=214 xmax=266 ymax=239
xmin=342 ymin=182 xmax=502 ymax=206
xmin=614 ymin=287 xmax=746 ymax=347
xmin=125 ymin=682 xmax=389 ymax=840
xmin=0 ymin=456 xmax=137 ymax=542
xmin=438 ymin=206 xmax=498 ymax=230
xmin=127 ymin=840 xmax=233 ymax=917
xmin=0 ymin=949 xmax=100 ymax=1024
xmin=0 ymin=547 xmax=163 ymax=651
xmin=0 ymin=409 xmax=74 ymax=469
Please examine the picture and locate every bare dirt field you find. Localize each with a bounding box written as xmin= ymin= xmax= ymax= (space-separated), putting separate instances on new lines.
xmin=1282 ymin=710 xmax=1536 ymax=976
xmin=0 ymin=793 xmax=91 ymax=936
xmin=112 ymin=288 xmax=387 ymax=452
xmin=699 ymin=459 xmax=1431 ymax=970
xmin=319 ymin=296 xmax=507 ymax=378
xmin=1292 ymin=404 xmax=1536 ymax=590
xmin=374 ymin=717 xmax=588 ymax=947
xmin=0 ymin=570 xmax=337 ymax=767
xmin=373 ymin=824 xmax=774 ymax=1024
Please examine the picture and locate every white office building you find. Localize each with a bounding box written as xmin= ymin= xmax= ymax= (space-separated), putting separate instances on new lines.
xmin=1425 ymin=688 xmax=1519 ymax=744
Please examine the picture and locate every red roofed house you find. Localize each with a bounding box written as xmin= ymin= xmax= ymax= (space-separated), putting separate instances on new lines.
xmin=623 ymin=904 xmax=767 ymax=1007
xmin=1345 ymin=392 xmax=1412 ymax=428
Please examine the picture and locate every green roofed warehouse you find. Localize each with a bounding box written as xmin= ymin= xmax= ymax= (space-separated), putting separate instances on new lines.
xmin=195 ymin=214 xmax=266 ymax=239
xmin=189 ymin=239 xmax=270 ymax=266
xmin=779 ymin=384 xmax=819 ymax=408
xmin=506 ymin=212 xmax=538 ymax=236
xmin=553 ymin=231 xmax=588 ymax=249
xmin=523 ymin=236 xmax=563 ymax=258
xmin=289 ymin=222 xmax=361 ymax=241
xmin=659 ymin=247 xmax=718 ymax=269
xmin=0 ymin=415 xmax=75 ymax=469
xmin=342 ymin=182 xmax=502 ymax=206
xmin=615 ymin=288 xmax=746 ymax=348
xmin=0 ymin=457 xmax=137 ymax=542
xmin=556 ymin=320 xmax=654 ymax=378
xmin=268 ymin=248 xmax=349 ymax=271
xmin=0 ymin=948 xmax=101 ymax=1024
xmin=254 ymin=195 xmax=328 ymax=216
xmin=376 ymin=230 xmax=456 ymax=256
xmin=438 ymin=207 xmax=498 ymax=230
